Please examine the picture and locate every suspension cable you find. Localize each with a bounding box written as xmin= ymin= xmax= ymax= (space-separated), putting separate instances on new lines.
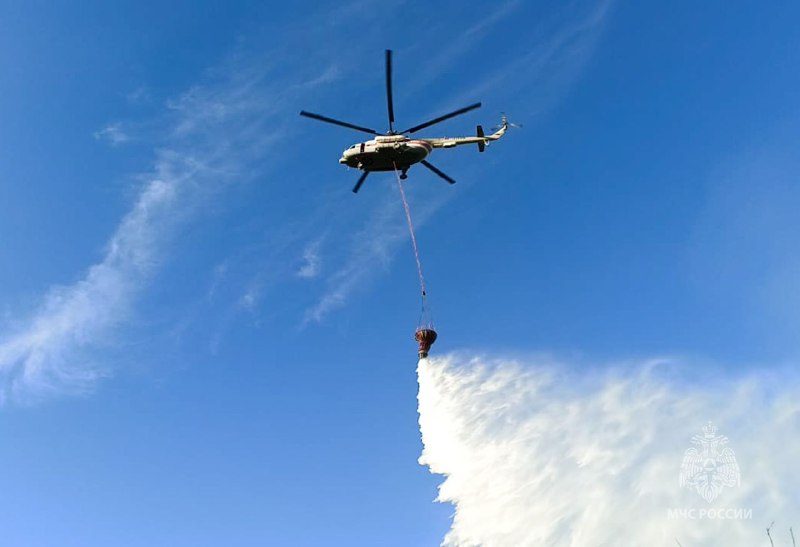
xmin=392 ymin=162 xmax=433 ymax=327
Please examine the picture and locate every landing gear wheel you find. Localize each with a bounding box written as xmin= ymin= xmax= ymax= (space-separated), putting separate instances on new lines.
xmin=400 ymin=170 xmax=408 ymax=180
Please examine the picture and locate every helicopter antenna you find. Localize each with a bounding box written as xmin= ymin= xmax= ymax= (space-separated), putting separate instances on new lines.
xmin=386 ymin=49 xmax=395 ymax=134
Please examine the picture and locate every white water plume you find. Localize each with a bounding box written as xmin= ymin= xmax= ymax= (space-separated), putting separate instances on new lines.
xmin=417 ymin=353 xmax=800 ymax=546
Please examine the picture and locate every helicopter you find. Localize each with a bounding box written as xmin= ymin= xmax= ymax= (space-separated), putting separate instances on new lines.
xmin=300 ymin=49 xmax=515 ymax=193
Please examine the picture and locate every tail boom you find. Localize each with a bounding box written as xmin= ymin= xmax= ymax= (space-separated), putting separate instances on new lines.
xmin=421 ymin=115 xmax=510 ymax=150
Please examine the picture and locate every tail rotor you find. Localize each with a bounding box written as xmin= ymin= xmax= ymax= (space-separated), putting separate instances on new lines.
xmin=492 ymin=112 xmax=523 ymax=132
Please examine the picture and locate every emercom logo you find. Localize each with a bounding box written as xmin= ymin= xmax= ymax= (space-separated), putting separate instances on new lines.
xmin=679 ymin=421 xmax=741 ymax=503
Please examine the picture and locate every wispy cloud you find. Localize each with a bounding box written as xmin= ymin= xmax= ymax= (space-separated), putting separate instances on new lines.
xmin=238 ymin=286 xmax=261 ymax=311
xmin=297 ymin=239 xmax=323 ymax=280
xmin=206 ymin=261 xmax=229 ymax=300
xmin=444 ymin=0 xmax=613 ymax=119
xmin=0 ymin=154 xmax=198 ymax=401
xmin=0 ymin=40 xmax=338 ymax=402
xmin=126 ymin=86 xmax=151 ymax=105
xmin=304 ymin=193 xmax=405 ymax=323
xmin=419 ymin=353 xmax=800 ymax=545
xmin=94 ymin=122 xmax=130 ymax=146
xmin=687 ymin=142 xmax=800 ymax=352
xmin=303 ymin=183 xmax=447 ymax=323
xmin=400 ymin=0 xmax=523 ymax=98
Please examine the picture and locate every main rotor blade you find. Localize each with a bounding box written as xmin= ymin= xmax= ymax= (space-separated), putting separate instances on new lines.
xmin=421 ymin=160 xmax=456 ymax=184
xmin=352 ymin=171 xmax=369 ymax=193
xmin=385 ymin=49 xmax=395 ymax=133
xmin=401 ymin=102 xmax=482 ymax=134
xmin=299 ymin=111 xmax=378 ymax=135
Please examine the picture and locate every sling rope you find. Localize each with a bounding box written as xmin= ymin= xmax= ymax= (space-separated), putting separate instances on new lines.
xmin=392 ymin=162 xmax=433 ymax=327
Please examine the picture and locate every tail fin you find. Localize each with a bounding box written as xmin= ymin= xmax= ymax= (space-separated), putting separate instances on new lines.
xmin=476 ymin=125 xmax=485 ymax=152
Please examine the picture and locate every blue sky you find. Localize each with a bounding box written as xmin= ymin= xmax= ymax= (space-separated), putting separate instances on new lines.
xmin=1 ymin=1 xmax=799 ymax=545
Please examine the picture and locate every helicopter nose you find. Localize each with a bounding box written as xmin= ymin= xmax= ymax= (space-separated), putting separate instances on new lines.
xmin=339 ymin=156 xmax=347 ymax=164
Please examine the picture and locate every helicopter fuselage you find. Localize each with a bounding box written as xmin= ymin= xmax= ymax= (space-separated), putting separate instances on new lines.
xmin=339 ymin=135 xmax=432 ymax=173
